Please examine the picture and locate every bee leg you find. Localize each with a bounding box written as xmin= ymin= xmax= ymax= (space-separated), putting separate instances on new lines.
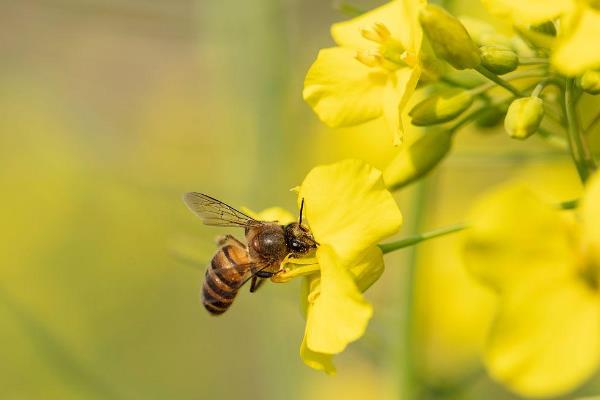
xmin=254 ymin=271 xmax=275 ymax=278
xmin=249 ymin=276 xmax=267 ymax=293
xmin=215 ymin=234 xmax=244 ymax=248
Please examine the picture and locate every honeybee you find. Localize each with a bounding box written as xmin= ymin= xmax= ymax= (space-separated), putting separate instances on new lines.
xmin=183 ymin=192 xmax=318 ymax=315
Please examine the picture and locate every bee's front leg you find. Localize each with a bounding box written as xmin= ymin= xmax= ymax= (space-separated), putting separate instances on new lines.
xmin=249 ymin=276 xmax=267 ymax=293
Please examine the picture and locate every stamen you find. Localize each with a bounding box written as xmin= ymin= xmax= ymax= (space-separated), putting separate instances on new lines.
xmin=356 ymin=50 xmax=382 ymax=67
xmin=360 ymin=22 xmax=392 ymax=43
xmin=373 ymin=22 xmax=391 ymax=42
xmin=272 ymin=259 xmax=319 ymax=283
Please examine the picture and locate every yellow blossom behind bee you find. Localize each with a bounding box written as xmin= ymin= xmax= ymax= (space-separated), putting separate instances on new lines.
xmin=463 ymin=170 xmax=600 ymax=397
xmin=303 ymin=0 xmax=425 ymax=144
xmin=481 ymin=0 xmax=600 ymax=75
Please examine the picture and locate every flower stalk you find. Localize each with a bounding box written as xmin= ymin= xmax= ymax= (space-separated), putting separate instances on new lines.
xmin=474 ymin=64 xmax=523 ymax=97
xmin=564 ymin=78 xmax=595 ymax=182
xmin=379 ymin=223 xmax=468 ymax=254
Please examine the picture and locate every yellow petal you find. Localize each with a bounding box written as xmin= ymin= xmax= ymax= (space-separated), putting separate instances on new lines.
xmin=331 ymin=0 xmax=424 ymax=51
xmin=305 ymin=245 xmax=373 ymax=354
xmin=482 ymin=0 xmax=574 ymax=25
xmin=383 ymin=66 xmax=421 ymax=145
xmin=553 ymin=7 xmax=600 ymax=75
xmin=464 ymin=184 xmax=574 ymax=292
xmin=298 ymin=159 xmax=403 ymax=261
xmin=348 ymin=246 xmax=385 ymax=293
xmin=300 ymin=329 xmax=336 ymax=374
xmin=582 ymin=170 xmax=600 ymax=254
xmin=240 ymin=206 xmax=296 ymax=225
xmin=484 ymin=280 xmax=600 ymax=397
xmin=303 ymin=47 xmax=389 ymax=128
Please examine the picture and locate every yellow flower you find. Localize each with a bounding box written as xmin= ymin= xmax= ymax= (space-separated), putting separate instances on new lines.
xmin=481 ymin=0 xmax=600 ymax=75
xmin=303 ymin=0 xmax=424 ymax=144
xmin=275 ymin=159 xmax=403 ymax=373
xmin=463 ymin=172 xmax=600 ymax=397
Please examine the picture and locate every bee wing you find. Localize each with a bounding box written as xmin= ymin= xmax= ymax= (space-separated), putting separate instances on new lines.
xmin=183 ymin=192 xmax=260 ymax=228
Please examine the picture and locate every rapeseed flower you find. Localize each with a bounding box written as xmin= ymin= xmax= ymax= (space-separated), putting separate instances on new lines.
xmin=482 ymin=0 xmax=600 ymax=75
xmin=268 ymin=159 xmax=403 ymax=373
xmin=463 ymin=171 xmax=600 ymax=397
xmin=303 ymin=0 xmax=425 ymax=144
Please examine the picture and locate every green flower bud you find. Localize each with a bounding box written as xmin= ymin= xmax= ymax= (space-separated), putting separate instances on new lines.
xmin=579 ymin=70 xmax=600 ymax=95
xmin=475 ymin=104 xmax=508 ymax=129
xmin=504 ymin=97 xmax=544 ymax=139
xmin=383 ymin=130 xmax=453 ymax=190
xmin=409 ymin=89 xmax=473 ymax=126
xmin=480 ymin=45 xmax=518 ymax=75
xmin=419 ymin=5 xmax=481 ymax=70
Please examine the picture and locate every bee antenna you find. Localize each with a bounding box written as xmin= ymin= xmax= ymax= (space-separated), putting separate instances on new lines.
xmin=299 ymin=198 xmax=305 ymax=225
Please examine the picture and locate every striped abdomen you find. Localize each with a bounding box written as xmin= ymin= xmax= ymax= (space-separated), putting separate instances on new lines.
xmin=202 ymin=243 xmax=252 ymax=315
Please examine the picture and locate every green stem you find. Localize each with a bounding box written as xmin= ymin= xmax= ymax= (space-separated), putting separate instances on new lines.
xmin=395 ymin=181 xmax=428 ymax=400
xmin=531 ymin=79 xmax=550 ymax=98
xmin=474 ymin=65 xmax=523 ymax=97
xmin=379 ymin=223 xmax=468 ymax=254
xmin=564 ymin=78 xmax=593 ymax=182
xmin=585 ymin=110 xmax=600 ymax=135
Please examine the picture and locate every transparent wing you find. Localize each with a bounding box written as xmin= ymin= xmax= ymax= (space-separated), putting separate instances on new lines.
xmin=183 ymin=192 xmax=259 ymax=227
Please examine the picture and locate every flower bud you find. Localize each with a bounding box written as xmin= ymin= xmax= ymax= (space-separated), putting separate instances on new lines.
xmin=480 ymin=45 xmax=518 ymax=75
xmin=475 ymin=104 xmax=508 ymax=128
xmin=419 ymin=5 xmax=481 ymax=70
xmin=383 ymin=130 xmax=453 ymax=190
xmin=579 ymin=70 xmax=600 ymax=95
xmin=504 ymin=97 xmax=544 ymax=140
xmin=409 ymin=89 xmax=473 ymax=126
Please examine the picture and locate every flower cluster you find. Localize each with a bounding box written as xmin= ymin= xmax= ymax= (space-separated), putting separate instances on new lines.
xmin=199 ymin=0 xmax=600 ymax=396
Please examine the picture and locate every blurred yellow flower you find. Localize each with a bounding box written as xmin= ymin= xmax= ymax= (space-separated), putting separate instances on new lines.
xmin=482 ymin=0 xmax=600 ymax=75
xmin=463 ymin=172 xmax=600 ymax=397
xmin=303 ymin=0 xmax=424 ymax=144
xmin=277 ymin=159 xmax=403 ymax=373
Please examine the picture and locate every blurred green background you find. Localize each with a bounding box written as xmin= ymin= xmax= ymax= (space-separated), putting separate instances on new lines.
xmin=1 ymin=1 xmax=598 ymax=399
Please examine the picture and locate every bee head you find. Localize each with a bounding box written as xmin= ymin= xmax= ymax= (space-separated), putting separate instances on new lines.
xmin=284 ymin=222 xmax=318 ymax=255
